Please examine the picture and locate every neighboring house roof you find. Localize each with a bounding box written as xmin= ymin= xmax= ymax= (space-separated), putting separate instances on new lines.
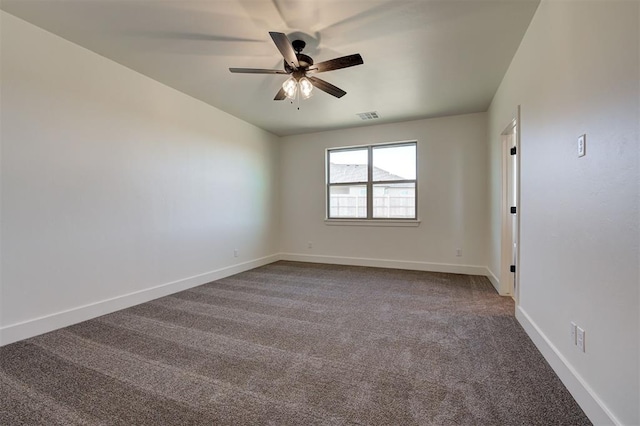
xmin=330 ymin=163 xmax=406 ymax=183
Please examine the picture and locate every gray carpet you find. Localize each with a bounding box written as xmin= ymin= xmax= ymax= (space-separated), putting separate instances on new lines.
xmin=0 ymin=261 xmax=590 ymax=425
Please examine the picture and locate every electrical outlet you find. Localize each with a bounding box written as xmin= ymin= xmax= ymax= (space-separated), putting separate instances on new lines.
xmin=578 ymin=134 xmax=586 ymax=157
xmin=307 ymin=241 xmax=313 ymax=249
xmin=233 ymin=249 xmax=239 ymax=258
xmin=577 ymin=326 xmax=585 ymax=352
xmin=570 ymin=322 xmax=577 ymax=345
xmin=455 ymin=248 xmax=462 ymax=257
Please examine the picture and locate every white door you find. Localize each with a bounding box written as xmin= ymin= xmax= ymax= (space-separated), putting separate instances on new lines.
xmin=501 ymin=111 xmax=520 ymax=301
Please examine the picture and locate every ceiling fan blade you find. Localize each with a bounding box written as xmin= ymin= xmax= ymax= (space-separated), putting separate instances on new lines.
xmin=308 ymin=54 xmax=364 ymax=73
xmin=308 ymin=76 xmax=347 ymax=98
xmin=229 ymin=68 xmax=288 ymax=74
xmin=269 ymin=31 xmax=299 ymax=69
xmin=274 ymin=87 xmax=287 ymax=101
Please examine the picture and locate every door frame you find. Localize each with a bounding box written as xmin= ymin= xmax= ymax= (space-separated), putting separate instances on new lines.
xmin=500 ymin=106 xmax=521 ymax=302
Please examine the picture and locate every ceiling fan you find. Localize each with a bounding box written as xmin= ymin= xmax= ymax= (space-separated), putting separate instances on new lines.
xmin=229 ymin=32 xmax=363 ymax=101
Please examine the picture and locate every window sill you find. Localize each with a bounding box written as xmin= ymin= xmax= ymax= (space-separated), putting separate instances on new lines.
xmin=324 ymin=219 xmax=421 ymax=227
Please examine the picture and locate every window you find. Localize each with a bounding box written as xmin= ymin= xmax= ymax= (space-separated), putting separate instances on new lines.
xmin=327 ymin=142 xmax=417 ymax=220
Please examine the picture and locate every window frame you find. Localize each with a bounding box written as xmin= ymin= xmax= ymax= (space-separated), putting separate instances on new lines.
xmin=326 ymin=141 xmax=418 ymax=221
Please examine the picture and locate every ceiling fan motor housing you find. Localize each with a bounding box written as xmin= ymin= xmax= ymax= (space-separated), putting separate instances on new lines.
xmin=285 ymin=55 xmax=314 ymax=74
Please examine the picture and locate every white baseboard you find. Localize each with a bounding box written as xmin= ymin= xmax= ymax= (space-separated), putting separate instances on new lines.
xmin=0 ymin=254 xmax=280 ymax=347
xmin=486 ymin=268 xmax=501 ymax=294
xmin=2 ymin=253 xmax=618 ymax=425
xmin=516 ymin=306 xmax=619 ymax=426
xmin=280 ymin=252 xmax=489 ymax=277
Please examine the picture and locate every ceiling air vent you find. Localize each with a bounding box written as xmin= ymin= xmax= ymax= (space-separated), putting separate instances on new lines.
xmin=357 ymin=111 xmax=380 ymax=120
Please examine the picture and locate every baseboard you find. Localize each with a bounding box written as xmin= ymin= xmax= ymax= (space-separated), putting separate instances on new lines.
xmin=1 ymin=255 xmax=620 ymax=424
xmin=516 ymin=306 xmax=619 ymax=426
xmin=280 ymin=253 xmax=489 ymax=276
xmin=0 ymin=254 xmax=281 ymax=347
xmin=485 ymin=268 xmax=501 ymax=294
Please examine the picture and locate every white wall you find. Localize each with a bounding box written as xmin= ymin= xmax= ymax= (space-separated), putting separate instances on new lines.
xmin=487 ymin=1 xmax=639 ymax=424
xmin=0 ymin=12 xmax=281 ymax=345
xmin=280 ymin=113 xmax=489 ymax=275
xmin=4 ymin=4 xmax=638 ymax=423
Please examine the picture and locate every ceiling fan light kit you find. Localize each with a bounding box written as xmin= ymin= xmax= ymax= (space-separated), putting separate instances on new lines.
xmin=229 ymin=32 xmax=363 ymax=102
xmin=298 ymin=77 xmax=313 ymax=99
xmin=282 ymin=76 xmax=298 ymax=99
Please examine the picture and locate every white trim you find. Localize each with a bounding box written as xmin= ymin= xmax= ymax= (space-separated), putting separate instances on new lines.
xmin=325 ymin=219 xmax=420 ymax=227
xmin=1 ymin=252 xmax=618 ymax=425
xmin=0 ymin=254 xmax=281 ymax=347
xmin=500 ymin=110 xmax=519 ymax=298
xmin=486 ymin=267 xmax=501 ymax=294
xmin=280 ymin=252 xmax=489 ymax=276
xmin=516 ymin=306 xmax=619 ymax=426
xmin=325 ymin=139 xmax=419 ymax=152
xmin=499 ymin=129 xmax=512 ymax=295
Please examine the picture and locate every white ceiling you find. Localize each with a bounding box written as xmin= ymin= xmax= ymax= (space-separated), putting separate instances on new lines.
xmin=1 ymin=0 xmax=540 ymax=136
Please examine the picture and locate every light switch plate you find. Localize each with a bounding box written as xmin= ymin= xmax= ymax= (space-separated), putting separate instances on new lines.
xmin=577 ymin=326 xmax=585 ymax=352
xmin=578 ymin=134 xmax=586 ymax=157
